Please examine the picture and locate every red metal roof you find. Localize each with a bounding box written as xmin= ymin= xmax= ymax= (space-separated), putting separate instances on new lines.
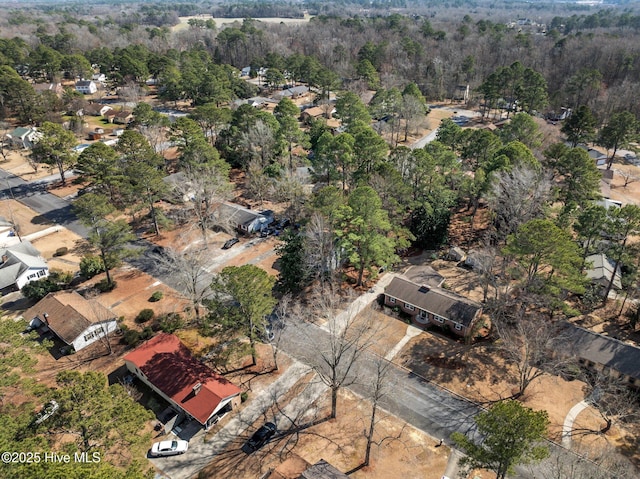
xmin=123 ymin=333 xmax=241 ymax=425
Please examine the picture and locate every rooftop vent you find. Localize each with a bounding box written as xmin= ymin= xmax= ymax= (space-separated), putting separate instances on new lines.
xmin=418 ymin=285 xmax=429 ymax=293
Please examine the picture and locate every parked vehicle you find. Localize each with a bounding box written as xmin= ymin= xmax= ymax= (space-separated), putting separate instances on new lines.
xmin=222 ymin=238 xmax=239 ymax=250
xmin=33 ymin=400 xmax=59 ymax=426
xmin=150 ymin=439 xmax=189 ymax=457
xmin=242 ymin=422 xmax=276 ymax=453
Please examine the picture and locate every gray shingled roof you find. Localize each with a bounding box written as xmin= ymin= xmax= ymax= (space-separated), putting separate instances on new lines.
xmin=559 ymin=322 xmax=640 ymax=381
xmin=384 ymin=276 xmax=481 ymax=327
xmin=0 ymin=241 xmax=47 ymax=290
xmin=585 ymin=254 xmax=622 ymax=289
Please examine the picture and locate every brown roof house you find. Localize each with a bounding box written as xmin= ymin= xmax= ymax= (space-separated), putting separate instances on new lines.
xmin=124 ymin=333 xmax=242 ymax=430
xmin=112 ymin=110 xmax=134 ymax=125
xmin=33 ymin=82 xmax=64 ymax=97
xmin=23 ymin=291 xmax=118 ymax=352
xmin=83 ymin=103 xmax=113 ymax=117
xmin=555 ymin=322 xmax=640 ymax=388
xmin=384 ymin=276 xmax=483 ymax=338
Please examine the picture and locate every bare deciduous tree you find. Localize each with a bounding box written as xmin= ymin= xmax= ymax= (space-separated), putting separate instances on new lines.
xmin=238 ymin=119 xmax=277 ymax=168
xmin=535 ymin=443 xmax=636 ymax=479
xmin=304 ymin=212 xmax=340 ymax=287
xmin=155 ymin=246 xmax=212 ymax=322
xmin=172 ymin=163 xmax=233 ymax=243
xmin=495 ymin=316 xmax=570 ymax=399
xmin=301 ymin=288 xmax=381 ymax=419
xmin=487 ymin=164 xmax=552 ymax=244
xmin=580 ymin=372 xmax=640 ymax=436
xmin=615 ymin=169 xmax=639 ymax=189
xmin=245 ymin=159 xmax=273 ymax=206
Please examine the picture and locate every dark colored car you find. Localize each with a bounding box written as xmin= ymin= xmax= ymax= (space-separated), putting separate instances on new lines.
xmin=222 ymin=238 xmax=239 ymax=250
xmin=242 ymin=422 xmax=276 ymax=453
xmin=276 ymin=218 xmax=291 ymax=229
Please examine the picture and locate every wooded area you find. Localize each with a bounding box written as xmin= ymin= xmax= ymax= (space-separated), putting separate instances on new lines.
xmin=1 ymin=0 xmax=640 ymax=477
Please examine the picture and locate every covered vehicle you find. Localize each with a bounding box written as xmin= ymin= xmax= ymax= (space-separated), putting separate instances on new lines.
xmin=33 ymin=400 xmax=59 ymax=426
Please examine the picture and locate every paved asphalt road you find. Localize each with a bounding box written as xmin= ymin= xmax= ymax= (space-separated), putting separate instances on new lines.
xmin=3 ymin=165 xmax=543 ymax=478
xmin=0 ymin=167 xmax=88 ymax=237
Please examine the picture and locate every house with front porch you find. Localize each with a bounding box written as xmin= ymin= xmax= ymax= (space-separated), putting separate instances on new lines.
xmin=383 ymin=276 xmax=483 ymax=339
xmin=124 ymin=333 xmax=242 ymax=430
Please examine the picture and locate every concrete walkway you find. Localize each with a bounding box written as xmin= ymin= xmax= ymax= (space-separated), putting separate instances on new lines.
xmin=384 ymin=324 xmax=422 ymax=361
xmin=441 ymin=448 xmax=465 ymax=479
xmin=319 ymin=273 xmax=396 ymax=336
xmin=561 ymin=400 xmax=589 ymax=448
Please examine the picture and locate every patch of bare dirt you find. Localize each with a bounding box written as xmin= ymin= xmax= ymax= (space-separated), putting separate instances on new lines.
xmin=199 ymin=388 xmax=447 ymax=479
xmin=0 ymin=199 xmax=54 ymax=236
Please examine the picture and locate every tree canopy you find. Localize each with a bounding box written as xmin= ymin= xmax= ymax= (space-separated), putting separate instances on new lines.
xmin=452 ymin=400 xmax=550 ymax=479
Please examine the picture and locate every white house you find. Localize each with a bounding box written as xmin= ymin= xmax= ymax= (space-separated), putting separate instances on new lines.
xmin=24 ymin=291 xmax=118 ymax=352
xmin=91 ymin=73 xmax=106 ymax=84
xmin=5 ymin=127 xmax=42 ymax=149
xmin=75 ymin=80 xmax=97 ymax=94
xmin=0 ymin=241 xmax=48 ymax=291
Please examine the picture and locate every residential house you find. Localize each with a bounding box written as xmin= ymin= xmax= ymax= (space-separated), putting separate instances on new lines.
xmin=75 ymin=80 xmax=98 ymax=95
xmin=124 ymin=333 xmax=242 ymax=429
xmin=103 ymin=110 xmax=118 ymax=123
xmin=0 ymin=241 xmax=48 ymax=292
xmin=274 ymin=85 xmax=309 ymax=100
xmin=595 ymin=198 xmax=622 ymax=210
xmin=556 ymin=322 xmax=640 ymax=388
xmin=33 ymin=82 xmax=64 ymax=97
xmin=215 ymin=202 xmax=275 ymax=235
xmin=587 ymin=148 xmax=608 ymax=166
xmin=6 ymin=127 xmax=42 ymax=149
xmin=383 ymin=276 xmax=483 ymax=338
xmin=92 ymin=73 xmax=107 ymax=84
xmin=112 ymin=111 xmax=134 ymax=125
xmin=240 ymin=66 xmax=251 ymax=77
xmin=585 ymin=253 xmax=622 ymax=294
xmin=300 ymin=106 xmax=328 ymax=123
xmin=0 ymin=217 xmax=19 ymax=248
xmin=23 ymin=291 xmax=118 ymax=352
xmin=83 ymin=103 xmax=113 ymax=117
xmin=231 ymin=97 xmax=277 ymax=109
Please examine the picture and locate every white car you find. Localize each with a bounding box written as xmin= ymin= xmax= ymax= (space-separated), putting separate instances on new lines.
xmin=150 ymin=439 xmax=189 ymax=457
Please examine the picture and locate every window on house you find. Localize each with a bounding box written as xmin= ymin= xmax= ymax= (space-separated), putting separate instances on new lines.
xmin=433 ymin=315 xmax=444 ymax=323
xmin=404 ymin=303 xmax=415 ymax=311
xmin=84 ymin=332 xmax=95 ymax=341
xmin=388 ymin=297 xmax=395 ymax=304
xmin=455 ymin=323 xmax=463 ymax=330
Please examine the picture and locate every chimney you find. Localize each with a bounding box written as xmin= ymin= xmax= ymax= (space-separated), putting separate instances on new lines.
xmin=43 ymin=313 xmax=49 ymax=325
xmin=193 ymin=383 xmax=202 ymax=395
xmin=1 ymin=255 xmax=7 ymax=264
